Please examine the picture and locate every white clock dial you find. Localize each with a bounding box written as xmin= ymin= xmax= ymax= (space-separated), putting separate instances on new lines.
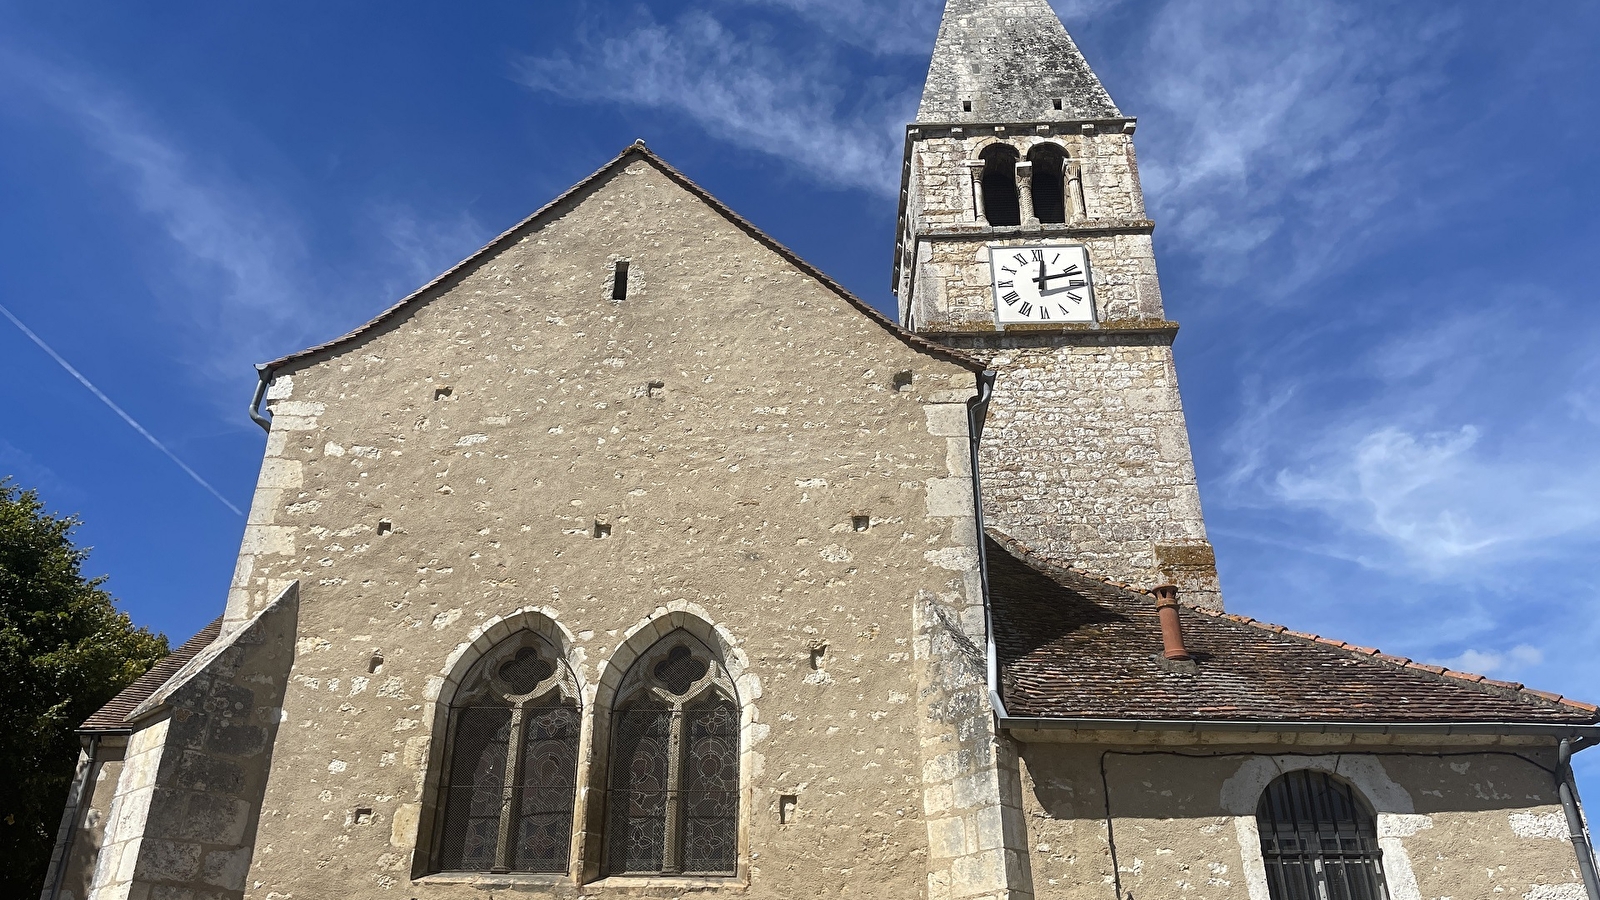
xmin=989 ymin=244 xmax=1095 ymax=325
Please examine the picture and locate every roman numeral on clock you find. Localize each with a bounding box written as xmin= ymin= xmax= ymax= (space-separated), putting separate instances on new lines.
xmin=1038 ymin=306 xmax=1050 ymax=320
xmin=1014 ymin=253 xmax=1029 ymax=265
xmin=1002 ymin=292 xmax=1020 ymax=306
xmin=1018 ymin=302 xmax=1033 ymax=317
xmin=997 ymin=280 xmax=1013 ymax=289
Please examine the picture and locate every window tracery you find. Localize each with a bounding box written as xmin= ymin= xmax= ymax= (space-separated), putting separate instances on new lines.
xmin=1256 ymin=770 xmax=1389 ymax=900
xmin=434 ymin=631 xmax=581 ymax=875
xmin=605 ymin=631 xmax=739 ymax=876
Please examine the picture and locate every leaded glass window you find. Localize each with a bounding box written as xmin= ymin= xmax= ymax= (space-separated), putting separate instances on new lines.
xmin=605 ymin=632 xmax=739 ymax=876
xmin=435 ymin=632 xmax=581 ymax=874
xmin=1257 ymin=770 xmax=1390 ymax=900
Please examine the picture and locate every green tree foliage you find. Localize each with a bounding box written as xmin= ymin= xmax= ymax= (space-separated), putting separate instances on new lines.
xmin=0 ymin=479 xmax=167 ymax=896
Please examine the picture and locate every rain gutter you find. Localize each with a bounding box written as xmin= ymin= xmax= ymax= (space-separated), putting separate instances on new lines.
xmin=997 ymin=715 xmax=1600 ymax=743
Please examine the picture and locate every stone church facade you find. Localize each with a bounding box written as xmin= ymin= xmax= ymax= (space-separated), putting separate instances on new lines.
xmin=41 ymin=2 xmax=1600 ymax=900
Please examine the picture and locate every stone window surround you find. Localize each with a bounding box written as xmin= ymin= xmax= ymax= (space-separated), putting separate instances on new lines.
xmin=1222 ymin=755 xmax=1428 ymax=900
xmin=414 ymin=603 xmax=763 ymax=888
xmin=966 ymin=137 xmax=1085 ymax=229
xmin=432 ymin=628 xmax=583 ymax=875
xmin=605 ymin=630 xmax=740 ymax=876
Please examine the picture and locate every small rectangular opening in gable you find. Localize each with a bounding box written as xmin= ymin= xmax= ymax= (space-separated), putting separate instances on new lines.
xmin=368 ymin=654 xmax=384 ymax=674
xmin=377 ymin=519 xmax=393 ymax=536
xmin=433 ymin=386 xmax=452 ymax=401
xmin=594 ymin=521 xmax=612 ymax=539
xmin=852 ymin=515 xmax=871 ymax=533
xmin=1053 ymin=98 xmax=1064 ymax=110
xmin=612 ymin=260 xmax=631 ymax=302
xmin=962 ymin=99 xmax=973 ymax=113
xmin=779 ymin=794 xmax=798 ymax=825
xmin=892 ymin=371 xmax=913 ymax=392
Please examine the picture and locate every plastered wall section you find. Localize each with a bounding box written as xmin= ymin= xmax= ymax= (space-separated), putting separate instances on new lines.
xmin=1015 ymin=739 xmax=1588 ymax=900
xmin=220 ymin=158 xmax=1023 ymax=900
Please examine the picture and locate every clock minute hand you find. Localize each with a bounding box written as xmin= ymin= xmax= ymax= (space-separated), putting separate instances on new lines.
xmin=1039 ymin=284 xmax=1085 ymax=298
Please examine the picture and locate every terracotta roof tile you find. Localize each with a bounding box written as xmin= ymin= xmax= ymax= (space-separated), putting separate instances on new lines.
xmin=986 ymin=533 xmax=1598 ymax=726
xmin=80 ymin=618 xmax=223 ymax=733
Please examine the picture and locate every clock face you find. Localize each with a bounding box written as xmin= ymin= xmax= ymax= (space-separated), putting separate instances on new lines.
xmin=989 ymin=244 xmax=1095 ymax=325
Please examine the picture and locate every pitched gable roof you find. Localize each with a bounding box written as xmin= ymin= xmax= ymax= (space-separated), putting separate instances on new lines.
xmin=80 ymin=617 xmax=223 ymax=733
xmin=262 ymin=142 xmax=983 ymax=376
xmin=986 ymin=532 xmax=1599 ymax=729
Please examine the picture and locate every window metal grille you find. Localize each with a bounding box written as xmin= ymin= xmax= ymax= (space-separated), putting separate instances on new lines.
xmin=604 ymin=634 xmax=740 ymax=877
xmin=433 ymin=633 xmax=580 ymax=875
xmin=1257 ymin=770 xmax=1389 ymax=900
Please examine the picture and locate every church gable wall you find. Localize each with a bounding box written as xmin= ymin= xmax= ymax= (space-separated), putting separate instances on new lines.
xmin=1016 ymin=740 xmax=1585 ymax=900
xmin=227 ymin=158 xmax=988 ymax=899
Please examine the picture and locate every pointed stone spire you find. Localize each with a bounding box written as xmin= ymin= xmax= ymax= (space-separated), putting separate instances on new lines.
xmin=918 ymin=0 xmax=1121 ymax=123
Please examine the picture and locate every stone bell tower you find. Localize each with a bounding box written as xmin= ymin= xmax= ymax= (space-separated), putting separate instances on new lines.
xmin=894 ymin=0 xmax=1222 ymax=607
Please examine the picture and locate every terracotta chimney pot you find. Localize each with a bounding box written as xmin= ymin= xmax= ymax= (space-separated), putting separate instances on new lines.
xmin=1153 ymin=584 xmax=1192 ymax=661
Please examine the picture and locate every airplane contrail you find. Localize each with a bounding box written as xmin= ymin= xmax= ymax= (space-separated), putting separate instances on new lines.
xmin=0 ymin=301 xmax=245 ymax=517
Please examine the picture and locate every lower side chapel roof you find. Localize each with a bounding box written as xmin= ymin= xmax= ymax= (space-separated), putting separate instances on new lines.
xmin=987 ymin=531 xmax=1599 ymax=727
xmin=80 ymin=617 xmax=224 ymax=734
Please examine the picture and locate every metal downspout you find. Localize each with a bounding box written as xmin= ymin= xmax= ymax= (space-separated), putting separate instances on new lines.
xmin=965 ymin=370 xmax=1005 ymax=717
xmin=1560 ymin=739 xmax=1600 ymax=899
xmin=42 ymin=734 xmax=98 ymax=900
xmin=249 ymin=365 xmax=274 ymax=433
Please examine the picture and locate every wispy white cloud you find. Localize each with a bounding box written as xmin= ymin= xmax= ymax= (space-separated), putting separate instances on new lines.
xmin=1222 ymin=301 xmax=1600 ymax=580
xmin=0 ymin=48 xmax=333 ymax=383
xmin=516 ymin=9 xmax=914 ymax=195
xmin=729 ymin=0 xmax=946 ymax=56
xmin=1435 ymin=644 xmax=1543 ymax=678
xmin=1131 ymin=0 xmax=1458 ymax=291
xmin=730 ymin=0 xmax=1131 ymax=57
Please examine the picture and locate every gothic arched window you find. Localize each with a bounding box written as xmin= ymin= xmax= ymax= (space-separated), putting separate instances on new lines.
xmin=1028 ymin=143 xmax=1068 ymax=224
xmin=605 ymin=631 xmax=739 ymax=876
xmin=1256 ymin=770 xmax=1390 ymax=900
xmin=980 ymin=144 xmax=1022 ymax=227
xmin=434 ymin=631 xmax=581 ymax=875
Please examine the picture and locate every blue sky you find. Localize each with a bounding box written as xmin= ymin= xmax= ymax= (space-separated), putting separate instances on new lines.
xmin=3 ymin=0 xmax=1599 ymax=787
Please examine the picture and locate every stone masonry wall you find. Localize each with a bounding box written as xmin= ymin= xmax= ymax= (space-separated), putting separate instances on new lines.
xmin=86 ymin=721 xmax=168 ymax=900
xmin=1014 ymin=737 xmax=1589 ymax=900
xmin=85 ymin=586 xmax=296 ymax=900
xmin=956 ymin=334 xmax=1219 ymax=607
xmin=898 ymin=122 xmax=1219 ymax=603
xmin=219 ymin=154 xmax=1026 ymax=900
xmin=44 ymin=738 xmax=127 ymax=900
